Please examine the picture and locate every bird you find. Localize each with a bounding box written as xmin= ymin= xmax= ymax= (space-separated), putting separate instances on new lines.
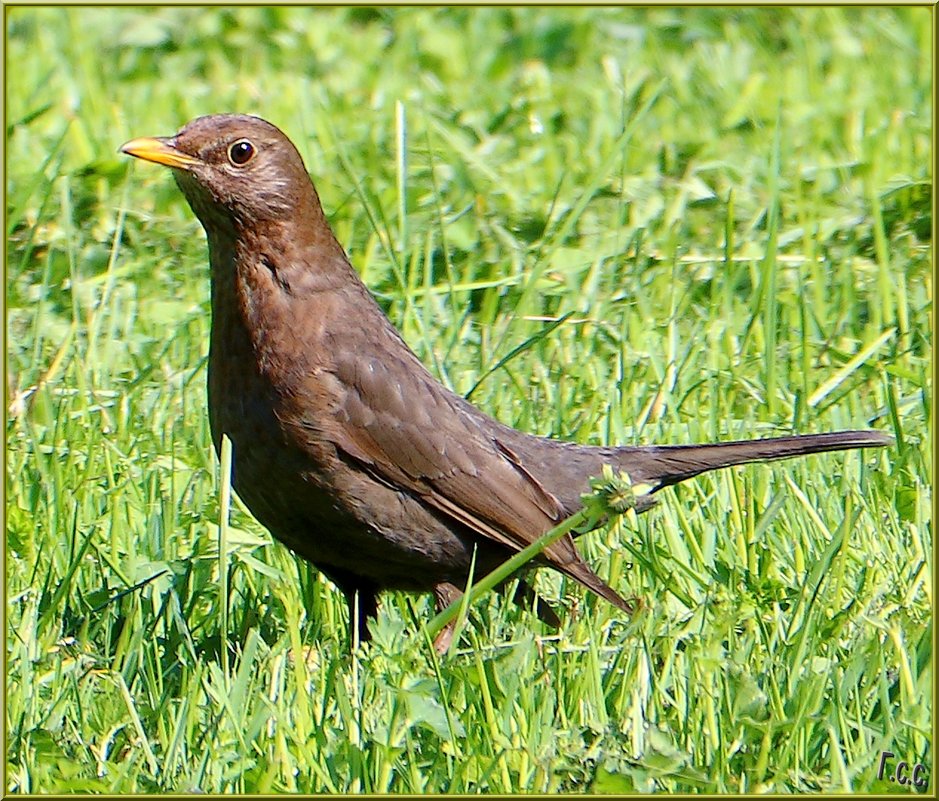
xmin=121 ymin=114 xmax=891 ymax=652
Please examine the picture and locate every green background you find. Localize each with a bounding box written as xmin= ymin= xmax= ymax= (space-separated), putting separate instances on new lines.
xmin=6 ymin=6 xmax=932 ymax=793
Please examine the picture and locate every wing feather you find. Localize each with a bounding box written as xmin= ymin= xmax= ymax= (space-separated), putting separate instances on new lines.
xmin=325 ymin=350 xmax=591 ymax=574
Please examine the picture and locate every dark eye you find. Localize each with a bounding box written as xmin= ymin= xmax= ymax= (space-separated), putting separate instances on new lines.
xmin=228 ymin=139 xmax=255 ymax=166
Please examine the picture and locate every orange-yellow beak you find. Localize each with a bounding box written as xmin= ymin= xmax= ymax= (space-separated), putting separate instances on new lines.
xmin=120 ymin=136 xmax=201 ymax=169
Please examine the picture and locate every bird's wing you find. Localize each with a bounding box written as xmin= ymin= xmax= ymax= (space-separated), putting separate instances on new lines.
xmin=309 ymin=344 xmax=627 ymax=607
xmin=325 ymin=347 xmax=564 ymax=545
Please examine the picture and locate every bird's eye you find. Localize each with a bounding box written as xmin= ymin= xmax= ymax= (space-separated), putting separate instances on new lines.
xmin=228 ymin=139 xmax=256 ymax=166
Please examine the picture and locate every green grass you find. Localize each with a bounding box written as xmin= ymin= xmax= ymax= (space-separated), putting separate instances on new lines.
xmin=6 ymin=6 xmax=932 ymax=794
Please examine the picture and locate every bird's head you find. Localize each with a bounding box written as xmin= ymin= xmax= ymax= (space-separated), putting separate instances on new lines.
xmin=121 ymin=114 xmax=316 ymax=232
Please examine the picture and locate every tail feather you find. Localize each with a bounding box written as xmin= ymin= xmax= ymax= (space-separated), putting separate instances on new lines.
xmin=617 ymin=429 xmax=892 ymax=489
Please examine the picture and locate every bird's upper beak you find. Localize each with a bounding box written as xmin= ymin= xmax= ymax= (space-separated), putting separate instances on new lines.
xmin=120 ymin=136 xmax=201 ymax=170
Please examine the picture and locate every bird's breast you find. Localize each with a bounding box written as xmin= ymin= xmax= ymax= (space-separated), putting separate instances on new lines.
xmin=206 ymin=255 xmax=340 ymax=517
xmin=204 ymin=276 xmax=482 ymax=585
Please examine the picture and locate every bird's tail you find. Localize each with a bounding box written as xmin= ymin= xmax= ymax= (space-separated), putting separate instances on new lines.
xmin=614 ymin=429 xmax=892 ymax=491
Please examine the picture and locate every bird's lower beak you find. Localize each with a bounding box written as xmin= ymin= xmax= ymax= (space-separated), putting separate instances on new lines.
xmin=120 ymin=136 xmax=201 ymax=169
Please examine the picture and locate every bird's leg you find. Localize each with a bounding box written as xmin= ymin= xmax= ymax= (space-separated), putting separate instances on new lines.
xmin=348 ymin=588 xmax=379 ymax=651
xmin=432 ymin=581 xmax=464 ymax=654
xmin=431 ymin=577 xmax=562 ymax=654
xmin=320 ymin=565 xmax=379 ymax=651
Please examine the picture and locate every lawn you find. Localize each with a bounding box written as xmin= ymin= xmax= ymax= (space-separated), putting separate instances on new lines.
xmin=5 ymin=6 xmax=932 ymax=793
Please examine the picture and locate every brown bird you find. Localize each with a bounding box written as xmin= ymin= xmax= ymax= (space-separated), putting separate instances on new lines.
xmin=121 ymin=114 xmax=890 ymax=651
